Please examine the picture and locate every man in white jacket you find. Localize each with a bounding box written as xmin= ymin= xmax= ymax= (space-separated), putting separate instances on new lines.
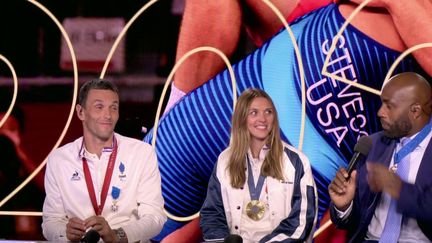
xmin=42 ymin=79 xmax=166 ymax=242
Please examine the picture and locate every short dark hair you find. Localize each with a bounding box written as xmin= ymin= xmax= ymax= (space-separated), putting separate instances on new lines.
xmin=78 ymin=79 xmax=119 ymax=106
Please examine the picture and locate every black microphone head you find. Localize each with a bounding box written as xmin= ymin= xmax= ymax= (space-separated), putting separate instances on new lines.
xmin=354 ymin=136 xmax=372 ymax=156
xmin=224 ymin=234 xmax=243 ymax=243
xmin=83 ymin=229 xmax=100 ymax=243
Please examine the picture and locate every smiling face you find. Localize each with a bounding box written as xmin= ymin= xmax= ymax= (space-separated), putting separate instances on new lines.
xmin=247 ymin=97 xmax=275 ymax=146
xmin=76 ymin=89 xmax=119 ymax=144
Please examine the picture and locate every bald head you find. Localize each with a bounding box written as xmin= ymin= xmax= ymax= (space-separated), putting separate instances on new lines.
xmin=384 ymin=72 xmax=430 ymax=100
xmin=379 ymin=72 xmax=431 ymax=138
xmin=383 ymin=72 xmax=431 ymax=115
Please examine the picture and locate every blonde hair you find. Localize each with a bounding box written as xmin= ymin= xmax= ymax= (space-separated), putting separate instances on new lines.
xmin=228 ymin=88 xmax=284 ymax=188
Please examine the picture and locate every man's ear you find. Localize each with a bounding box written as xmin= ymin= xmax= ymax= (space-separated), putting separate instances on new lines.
xmin=76 ymin=104 xmax=85 ymax=121
xmin=410 ymin=103 xmax=422 ymax=118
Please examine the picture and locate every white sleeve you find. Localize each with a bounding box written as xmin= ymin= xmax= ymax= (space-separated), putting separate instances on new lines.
xmin=121 ymin=147 xmax=167 ymax=242
xmin=42 ymin=153 xmax=69 ymax=241
xmin=334 ymin=201 xmax=353 ymax=220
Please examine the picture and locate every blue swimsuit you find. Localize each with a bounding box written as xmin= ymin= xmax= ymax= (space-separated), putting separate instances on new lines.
xmin=144 ymin=3 xmax=425 ymax=237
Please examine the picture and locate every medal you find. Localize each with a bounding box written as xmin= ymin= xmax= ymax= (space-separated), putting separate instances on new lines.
xmin=392 ymin=124 xmax=431 ymax=175
xmin=390 ymin=164 xmax=397 ymax=173
xmin=111 ymin=186 xmax=121 ymax=212
xmin=111 ymin=201 xmax=118 ymax=212
xmin=82 ymin=137 xmax=118 ymax=215
xmin=246 ymin=200 xmax=265 ymax=221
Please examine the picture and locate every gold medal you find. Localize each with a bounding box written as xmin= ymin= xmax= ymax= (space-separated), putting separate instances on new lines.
xmin=390 ymin=164 xmax=397 ymax=173
xmin=246 ymin=200 xmax=265 ymax=221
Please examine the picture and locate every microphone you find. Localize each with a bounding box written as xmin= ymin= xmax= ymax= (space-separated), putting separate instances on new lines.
xmin=224 ymin=234 xmax=243 ymax=243
xmin=81 ymin=229 xmax=100 ymax=243
xmin=346 ymin=136 xmax=372 ymax=179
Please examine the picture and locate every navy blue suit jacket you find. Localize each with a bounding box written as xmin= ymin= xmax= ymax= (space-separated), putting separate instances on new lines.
xmin=330 ymin=131 xmax=432 ymax=242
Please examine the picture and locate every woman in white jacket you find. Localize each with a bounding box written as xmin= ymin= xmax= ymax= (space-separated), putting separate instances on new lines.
xmin=200 ymin=88 xmax=317 ymax=243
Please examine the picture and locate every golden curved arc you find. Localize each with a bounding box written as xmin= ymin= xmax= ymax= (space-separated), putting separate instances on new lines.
xmin=164 ymin=211 xmax=200 ymax=223
xmin=0 ymin=211 xmax=42 ymax=216
xmin=152 ymin=46 xmax=237 ymax=221
xmin=0 ymin=0 xmax=79 ymax=212
xmin=383 ymin=43 xmax=432 ymax=89
xmin=0 ymin=55 xmax=18 ymax=128
xmin=321 ymin=0 xmax=380 ymax=96
xmin=313 ymin=219 xmax=332 ymax=239
xmin=100 ymin=0 xmax=159 ymax=79
xmin=262 ymin=0 xmax=306 ymax=151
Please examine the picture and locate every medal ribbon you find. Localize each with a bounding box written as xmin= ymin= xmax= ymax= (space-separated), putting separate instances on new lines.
xmin=82 ymin=137 xmax=118 ymax=215
xmin=246 ymin=156 xmax=266 ymax=201
xmin=394 ymin=124 xmax=431 ymax=164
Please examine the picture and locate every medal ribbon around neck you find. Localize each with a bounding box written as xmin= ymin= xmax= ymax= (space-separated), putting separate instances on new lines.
xmin=246 ymin=156 xmax=267 ymax=220
xmin=394 ymin=124 xmax=431 ymax=164
xmin=246 ymin=156 xmax=266 ymax=203
xmin=82 ymin=136 xmax=118 ymax=215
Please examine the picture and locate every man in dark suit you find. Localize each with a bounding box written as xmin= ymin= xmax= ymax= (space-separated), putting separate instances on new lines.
xmin=328 ymin=72 xmax=432 ymax=242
